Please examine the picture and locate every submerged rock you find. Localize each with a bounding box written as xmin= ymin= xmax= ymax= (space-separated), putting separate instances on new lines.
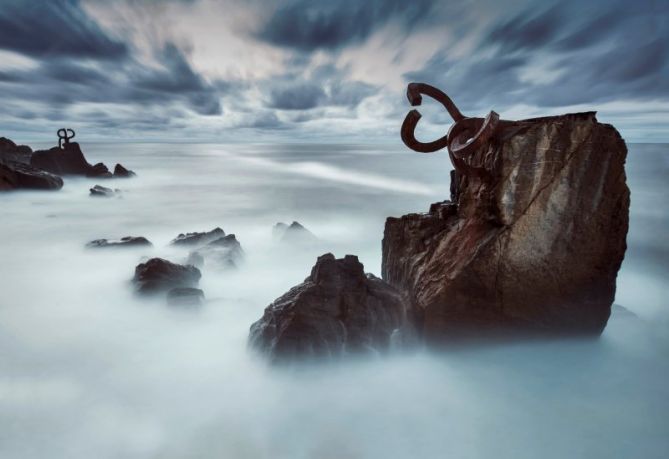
xmin=170 ymin=227 xmax=225 ymax=246
xmin=167 ymin=287 xmax=205 ymax=306
xmin=86 ymin=236 xmax=152 ymax=248
xmin=249 ymin=253 xmax=409 ymax=362
xmin=132 ymin=258 xmax=201 ymax=295
xmin=273 ymin=221 xmax=318 ymax=243
xmin=190 ymin=234 xmax=244 ymax=269
xmin=383 ymin=112 xmax=629 ymax=343
xmin=113 ymin=163 xmax=136 ymax=178
xmin=0 ymin=160 xmax=63 ymax=191
xmin=89 ymin=184 xmax=119 ymax=197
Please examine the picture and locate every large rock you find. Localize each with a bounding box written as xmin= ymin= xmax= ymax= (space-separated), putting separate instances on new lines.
xmin=132 ymin=258 xmax=201 ymax=295
xmin=382 ymin=112 xmax=629 ymax=343
xmin=31 ymin=142 xmax=112 ymax=177
xmin=0 ymin=160 xmax=63 ymax=191
xmin=249 ymin=253 xmax=409 ymax=361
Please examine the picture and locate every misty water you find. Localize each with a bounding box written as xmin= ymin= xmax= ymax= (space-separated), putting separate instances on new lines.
xmin=1 ymin=142 xmax=667 ymax=458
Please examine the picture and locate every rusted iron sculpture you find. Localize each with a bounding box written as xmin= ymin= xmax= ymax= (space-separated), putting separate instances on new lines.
xmin=57 ymin=128 xmax=75 ymax=149
xmin=401 ymin=83 xmax=499 ymax=177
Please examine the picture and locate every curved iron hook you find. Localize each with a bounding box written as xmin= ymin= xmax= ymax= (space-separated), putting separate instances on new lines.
xmin=400 ymin=83 xmax=466 ymax=153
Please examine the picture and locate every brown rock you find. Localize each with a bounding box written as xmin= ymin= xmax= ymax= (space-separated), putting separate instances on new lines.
xmin=249 ymin=253 xmax=410 ymax=362
xmin=382 ymin=112 xmax=629 ymax=343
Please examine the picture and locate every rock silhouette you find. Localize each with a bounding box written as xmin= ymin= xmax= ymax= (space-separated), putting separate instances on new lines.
xmin=382 ymin=112 xmax=629 ymax=343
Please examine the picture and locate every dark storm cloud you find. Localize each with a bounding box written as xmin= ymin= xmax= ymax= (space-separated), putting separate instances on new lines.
xmin=0 ymin=0 xmax=127 ymax=59
xmin=406 ymin=0 xmax=669 ymax=115
xmin=257 ymin=0 xmax=437 ymax=51
xmin=0 ymin=42 xmax=222 ymax=116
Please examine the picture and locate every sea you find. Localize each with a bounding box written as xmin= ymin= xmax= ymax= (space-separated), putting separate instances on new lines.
xmin=0 ymin=142 xmax=667 ymax=458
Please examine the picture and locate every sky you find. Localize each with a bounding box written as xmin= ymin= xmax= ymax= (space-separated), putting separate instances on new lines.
xmin=0 ymin=0 xmax=667 ymax=143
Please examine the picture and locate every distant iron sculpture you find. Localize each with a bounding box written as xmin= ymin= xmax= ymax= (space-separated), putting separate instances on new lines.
xmin=401 ymin=83 xmax=499 ymax=177
xmin=57 ymin=128 xmax=75 ymax=149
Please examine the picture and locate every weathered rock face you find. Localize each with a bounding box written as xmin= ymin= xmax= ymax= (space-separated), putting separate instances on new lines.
xmin=0 ymin=161 xmax=63 ymax=191
xmin=86 ymin=236 xmax=152 ymax=248
xmin=383 ymin=112 xmax=629 ymax=343
xmin=133 ymin=258 xmax=201 ymax=295
xmin=249 ymin=253 xmax=409 ymax=361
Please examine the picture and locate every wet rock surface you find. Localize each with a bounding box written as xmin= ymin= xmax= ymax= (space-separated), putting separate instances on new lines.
xmin=170 ymin=227 xmax=225 ymax=246
xmin=86 ymin=236 xmax=152 ymax=248
xmin=382 ymin=112 xmax=630 ymax=343
xmin=133 ymin=258 xmax=201 ymax=295
xmin=249 ymin=253 xmax=409 ymax=362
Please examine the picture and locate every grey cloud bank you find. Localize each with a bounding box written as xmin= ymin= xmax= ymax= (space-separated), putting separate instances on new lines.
xmin=0 ymin=0 xmax=667 ymax=142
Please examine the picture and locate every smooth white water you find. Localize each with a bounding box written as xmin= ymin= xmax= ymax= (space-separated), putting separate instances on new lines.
xmin=0 ymin=142 xmax=667 ymax=458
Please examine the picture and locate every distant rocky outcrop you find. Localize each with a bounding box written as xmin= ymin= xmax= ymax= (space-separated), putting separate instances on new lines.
xmin=86 ymin=236 xmax=152 ymax=248
xmin=382 ymin=112 xmax=629 ymax=343
xmin=189 ymin=234 xmax=244 ymax=269
xmin=132 ymin=258 xmax=201 ymax=295
xmin=30 ymin=142 xmax=132 ymax=179
xmin=273 ymin=221 xmax=318 ymax=243
xmin=31 ymin=143 xmax=93 ymax=176
xmin=249 ymin=253 xmax=409 ymax=362
xmin=89 ymin=184 xmax=119 ymax=197
xmin=113 ymin=163 xmax=136 ymax=178
xmin=170 ymin=227 xmax=225 ymax=247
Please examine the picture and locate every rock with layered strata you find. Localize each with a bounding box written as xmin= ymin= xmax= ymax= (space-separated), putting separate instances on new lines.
xmin=382 ymin=112 xmax=629 ymax=343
